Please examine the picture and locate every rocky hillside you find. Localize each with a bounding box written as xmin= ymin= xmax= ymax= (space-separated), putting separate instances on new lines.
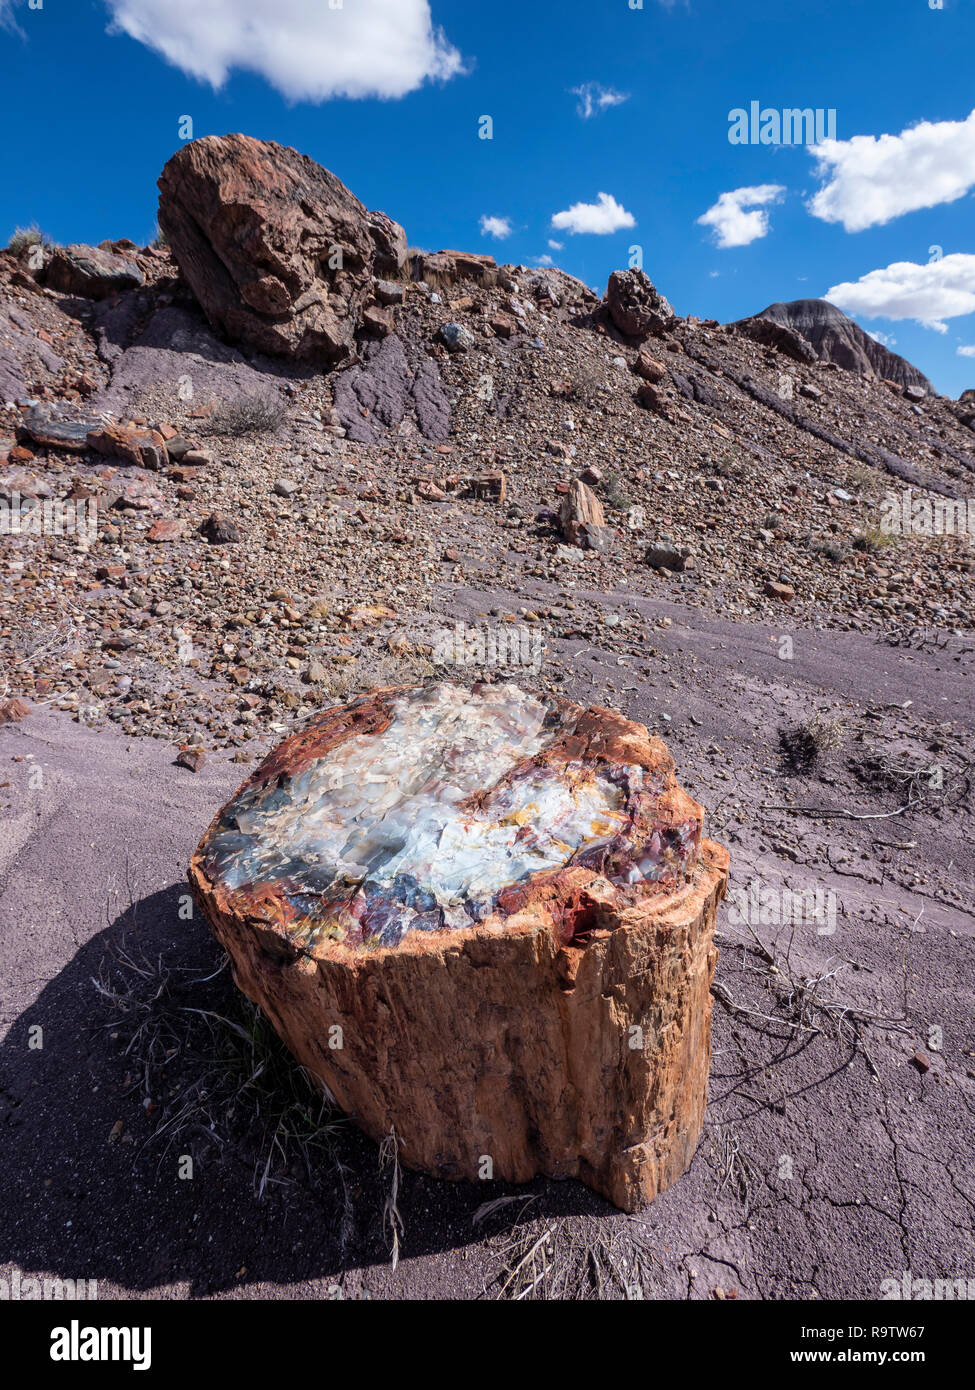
xmin=734 ymin=298 xmax=934 ymax=394
xmin=1 ymin=135 xmax=973 ymax=754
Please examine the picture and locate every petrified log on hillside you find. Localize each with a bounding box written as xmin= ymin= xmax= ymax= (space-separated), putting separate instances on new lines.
xmin=189 ymin=683 xmax=729 ymax=1211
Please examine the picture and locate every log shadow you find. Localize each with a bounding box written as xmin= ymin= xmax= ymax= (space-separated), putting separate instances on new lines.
xmin=0 ymin=882 xmax=603 ymax=1297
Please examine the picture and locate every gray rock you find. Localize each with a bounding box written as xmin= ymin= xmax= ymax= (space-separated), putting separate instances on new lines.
xmin=439 ymin=323 xmax=474 ymax=353
xmin=646 ymin=540 xmax=691 ymax=572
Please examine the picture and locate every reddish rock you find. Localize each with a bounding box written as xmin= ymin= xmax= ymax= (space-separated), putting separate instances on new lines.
xmin=189 ymin=683 xmax=729 ymax=1211
xmin=0 ymin=698 xmax=30 ymax=725
xmin=606 ymin=269 xmax=673 ymax=340
xmin=417 ymin=250 xmax=497 ymax=284
xmin=634 ymin=351 xmax=668 ymax=384
xmin=636 ymin=381 xmax=675 ymax=417
xmin=361 ymin=304 xmax=393 ymax=336
xmin=560 ymin=477 xmax=606 ymax=546
xmin=490 ymin=315 xmax=517 ymax=339
xmin=176 ymin=747 xmax=207 ymax=773
xmin=87 ymin=424 xmax=168 ymax=471
xmin=147 ymin=519 xmax=185 ymax=542
xmin=765 ymin=581 xmax=795 ymax=601
xmin=157 ymin=134 xmax=407 ymax=362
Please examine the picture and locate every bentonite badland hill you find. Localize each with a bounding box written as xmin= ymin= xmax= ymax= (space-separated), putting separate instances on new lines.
xmin=1 ymin=134 xmax=973 ymax=1301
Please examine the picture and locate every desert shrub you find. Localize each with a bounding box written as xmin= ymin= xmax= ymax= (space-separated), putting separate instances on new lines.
xmin=853 ymin=526 xmax=895 ymax=554
xmin=202 ymin=392 xmax=287 ymax=438
xmin=779 ymin=712 xmax=846 ymax=772
xmin=7 ymin=225 xmax=47 ymax=256
xmin=602 ymin=468 xmax=631 ymax=511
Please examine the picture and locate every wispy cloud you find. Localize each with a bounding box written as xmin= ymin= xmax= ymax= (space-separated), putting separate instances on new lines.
xmin=551 ymin=192 xmax=635 ymax=235
xmin=957 ymin=345 xmax=975 ymax=358
xmin=102 ymin=0 xmax=464 ymax=101
xmin=808 ymin=109 xmax=975 ymax=232
xmin=570 ymin=82 xmax=629 ymax=119
xmin=696 ymin=185 xmax=785 ymax=248
xmin=479 ymin=214 xmax=512 ymax=240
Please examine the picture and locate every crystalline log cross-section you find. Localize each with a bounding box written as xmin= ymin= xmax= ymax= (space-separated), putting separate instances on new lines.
xmin=190 ymin=682 xmax=730 ymax=1211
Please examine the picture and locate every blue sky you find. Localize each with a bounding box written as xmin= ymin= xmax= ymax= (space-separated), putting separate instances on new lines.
xmin=2 ymin=0 xmax=974 ymax=395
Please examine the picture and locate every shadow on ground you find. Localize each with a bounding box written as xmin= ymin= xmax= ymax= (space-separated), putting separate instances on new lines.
xmin=0 ymin=882 xmax=603 ymax=1298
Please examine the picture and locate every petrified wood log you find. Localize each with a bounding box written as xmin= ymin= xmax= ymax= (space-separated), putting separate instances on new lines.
xmin=189 ymin=683 xmax=729 ymax=1211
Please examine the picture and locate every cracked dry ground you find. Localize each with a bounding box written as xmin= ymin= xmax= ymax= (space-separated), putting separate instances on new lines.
xmin=0 ymin=589 xmax=971 ymax=1300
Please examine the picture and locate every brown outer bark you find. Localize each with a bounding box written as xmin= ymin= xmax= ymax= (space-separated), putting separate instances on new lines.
xmin=187 ymin=686 xmax=729 ymax=1210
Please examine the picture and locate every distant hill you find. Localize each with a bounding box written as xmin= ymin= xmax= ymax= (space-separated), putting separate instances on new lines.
xmin=733 ymin=298 xmax=934 ymax=395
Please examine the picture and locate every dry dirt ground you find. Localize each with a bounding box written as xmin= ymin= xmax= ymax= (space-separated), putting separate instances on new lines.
xmin=1 ymin=584 xmax=972 ymax=1301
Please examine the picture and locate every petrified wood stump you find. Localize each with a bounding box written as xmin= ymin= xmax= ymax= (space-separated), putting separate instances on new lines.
xmin=189 ymin=683 xmax=729 ymax=1211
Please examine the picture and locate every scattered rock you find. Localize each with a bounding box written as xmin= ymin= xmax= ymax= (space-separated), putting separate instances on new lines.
xmin=560 ymin=478 xmax=606 ymax=548
xmin=439 ymin=322 xmax=474 ymax=353
xmin=647 ymin=540 xmax=691 ymax=572
xmin=87 ymin=423 xmax=169 ymax=470
xmin=176 ymin=747 xmax=207 ymax=772
xmin=765 ymin=580 xmax=795 ymax=601
xmin=45 ymin=243 xmax=145 ymax=300
xmin=0 ymin=698 xmax=30 ymax=725
xmin=200 ymin=513 xmax=245 ymax=545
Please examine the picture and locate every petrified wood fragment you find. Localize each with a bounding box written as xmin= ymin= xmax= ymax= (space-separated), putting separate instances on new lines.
xmin=189 ymin=683 xmax=729 ymax=1211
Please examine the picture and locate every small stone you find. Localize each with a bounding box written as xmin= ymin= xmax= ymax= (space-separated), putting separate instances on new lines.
xmin=0 ymin=698 xmax=30 ymax=725
xmin=765 ymin=581 xmax=795 ymax=601
xmin=273 ymin=478 xmax=299 ymax=497
xmin=176 ymin=747 xmax=207 ymax=772
xmin=200 ymin=513 xmax=245 ymax=545
xmin=646 ymin=541 xmax=689 ymax=572
xmin=147 ymin=519 xmax=184 ymax=542
xmin=439 ymin=323 xmax=474 ymax=353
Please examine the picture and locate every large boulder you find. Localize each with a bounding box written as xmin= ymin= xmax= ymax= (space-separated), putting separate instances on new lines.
xmin=189 ymin=682 xmax=729 ymax=1212
xmin=606 ymin=269 xmax=674 ymax=339
xmin=157 ymin=134 xmax=408 ymax=362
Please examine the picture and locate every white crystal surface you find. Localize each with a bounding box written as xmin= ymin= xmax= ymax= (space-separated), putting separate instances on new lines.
xmin=208 ymin=684 xmax=635 ymax=940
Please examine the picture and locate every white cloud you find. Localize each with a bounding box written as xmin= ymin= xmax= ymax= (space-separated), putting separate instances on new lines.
xmin=958 ymin=345 xmax=975 ymax=358
xmin=808 ymin=109 xmax=975 ymax=232
xmin=533 ymin=254 xmax=554 ymax=266
xmin=104 ymin=0 xmax=463 ymax=101
xmin=696 ymin=184 xmax=785 ymax=248
xmin=479 ymin=214 xmax=512 ymax=240
xmin=867 ymin=329 xmax=897 ymax=347
xmin=571 ymin=82 xmax=629 ymax=119
xmin=548 ymin=239 xmax=563 ymax=250
xmin=826 ymin=254 xmax=975 ymax=331
xmin=551 ymin=192 xmax=635 ymax=235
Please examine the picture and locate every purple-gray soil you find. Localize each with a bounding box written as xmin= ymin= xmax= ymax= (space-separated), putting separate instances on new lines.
xmin=1 ymin=590 xmax=972 ymax=1300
